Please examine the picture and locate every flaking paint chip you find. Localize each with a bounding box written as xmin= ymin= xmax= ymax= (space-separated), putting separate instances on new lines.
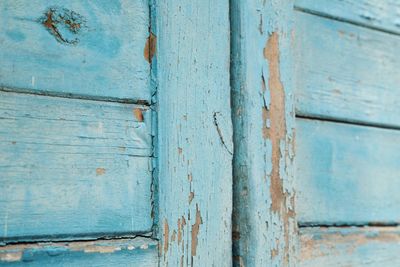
xmin=144 ymin=32 xmax=156 ymax=63
xmin=96 ymin=168 xmax=106 ymax=176
xmin=133 ymin=108 xmax=144 ymax=122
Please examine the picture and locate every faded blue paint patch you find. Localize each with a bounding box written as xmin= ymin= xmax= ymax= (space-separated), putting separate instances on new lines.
xmin=5 ymin=30 xmax=26 ymax=42
xmin=91 ymin=1 xmax=122 ymax=14
xmin=84 ymin=32 xmax=121 ymax=57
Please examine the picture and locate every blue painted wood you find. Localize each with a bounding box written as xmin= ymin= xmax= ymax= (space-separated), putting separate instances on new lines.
xmin=0 ymin=0 xmax=150 ymax=101
xmin=156 ymin=1 xmax=233 ymax=266
xmin=0 ymin=237 xmax=157 ymax=266
xmin=231 ymin=0 xmax=297 ymax=266
xmin=295 ymin=11 xmax=400 ymax=128
xmin=0 ymin=91 xmax=153 ymax=240
xmin=300 ymin=227 xmax=400 ymax=267
xmin=295 ymin=0 xmax=400 ymax=34
xmin=296 ymin=118 xmax=400 ymax=224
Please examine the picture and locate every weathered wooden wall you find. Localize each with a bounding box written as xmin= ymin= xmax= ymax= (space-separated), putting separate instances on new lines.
xmin=1 ymin=0 xmax=399 ymax=265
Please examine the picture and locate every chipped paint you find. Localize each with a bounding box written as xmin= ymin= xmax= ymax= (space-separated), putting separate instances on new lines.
xmin=271 ymin=248 xmax=279 ymax=259
xmin=177 ymin=216 xmax=186 ymax=246
xmin=96 ymin=167 xmax=106 ymax=176
xmin=300 ymin=227 xmax=400 ymax=266
xmin=264 ymin=31 xmax=296 ymax=265
xmin=140 ymin=244 xmax=149 ymax=249
xmin=133 ymin=108 xmax=144 ymax=122
xmin=263 ymin=32 xmax=288 ymax=214
xmin=163 ymin=219 xmax=169 ymax=254
xmin=0 ymin=252 xmax=22 ymax=262
xmin=40 ymin=7 xmax=86 ymax=45
xmin=0 ymin=237 xmax=157 ymax=263
xmin=171 ymin=230 xmax=177 ymax=242
xmin=231 ymin=1 xmax=297 ymax=265
xmin=191 ymin=205 xmax=202 ymax=257
xmin=82 ymin=246 xmax=119 ymax=253
xmin=144 ymin=32 xmax=156 ymax=63
xmin=188 ymin=192 xmax=194 ymax=204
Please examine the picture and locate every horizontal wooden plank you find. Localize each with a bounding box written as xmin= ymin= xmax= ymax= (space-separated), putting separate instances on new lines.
xmin=295 ymin=11 xmax=400 ymax=127
xmin=0 ymin=0 xmax=150 ymax=101
xmin=295 ymin=0 xmax=400 ymax=34
xmin=300 ymin=227 xmax=400 ymax=267
xmin=0 ymin=237 xmax=157 ymax=266
xmin=296 ymin=118 xmax=400 ymax=224
xmin=0 ymin=91 xmax=153 ymax=240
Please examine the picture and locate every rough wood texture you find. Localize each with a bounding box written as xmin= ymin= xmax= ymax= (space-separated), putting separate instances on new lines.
xmin=0 ymin=91 xmax=153 ymax=240
xmin=300 ymin=227 xmax=400 ymax=267
xmin=231 ymin=0 xmax=297 ymax=266
xmin=295 ymin=0 xmax=400 ymax=34
xmin=0 ymin=0 xmax=150 ymax=101
xmin=156 ymin=1 xmax=233 ymax=266
xmin=296 ymin=118 xmax=400 ymax=224
xmin=295 ymin=11 xmax=400 ymax=128
xmin=0 ymin=237 xmax=157 ymax=266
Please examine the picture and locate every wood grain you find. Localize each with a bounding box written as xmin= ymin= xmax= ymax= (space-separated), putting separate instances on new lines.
xmin=296 ymin=118 xmax=400 ymax=224
xmin=300 ymin=227 xmax=400 ymax=267
xmin=294 ymin=11 xmax=400 ymax=127
xmin=0 ymin=237 xmax=157 ymax=266
xmin=0 ymin=91 xmax=153 ymax=240
xmin=0 ymin=0 xmax=150 ymax=101
xmin=231 ymin=0 xmax=297 ymax=266
xmin=295 ymin=0 xmax=400 ymax=34
xmin=156 ymin=1 xmax=233 ymax=266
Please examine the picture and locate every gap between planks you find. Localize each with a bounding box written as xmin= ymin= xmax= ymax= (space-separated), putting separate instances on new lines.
xmin=299 ymin=223 xmax=400 ymax=228
xmin=294 ymin=5 xmax=400 ymax=37
xmin=1 ymin=232 xmax=155 ymax=246
xmin=0 ymin=87 xmax=150 ymax=106
xmin=296 ymin=115 xmax=400 ymax=132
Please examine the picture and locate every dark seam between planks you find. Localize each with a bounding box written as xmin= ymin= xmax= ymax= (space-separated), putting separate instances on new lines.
xmin=1 ymin=232 xmax=155 ymax=246
xmin=0 ymin=87 xmax=150 ymax=106
xmin=0 ymin=235 xmax=157 ymax=249
xmin=296 ymin=114 xmax=400 ymax=131
xmin=294 ymin=5 xmax=400 ymax=37
xmin=148 ymin=0 xmax=158 ymax=240
xmin=298 ymin=222 xmax=400 ymax=228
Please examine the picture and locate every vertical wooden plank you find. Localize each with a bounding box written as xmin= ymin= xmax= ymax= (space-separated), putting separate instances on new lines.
xmin=156 ymin=1 xmax=232 ymax=266
xmin=231 ymin=0 xmax=297 ymax=266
